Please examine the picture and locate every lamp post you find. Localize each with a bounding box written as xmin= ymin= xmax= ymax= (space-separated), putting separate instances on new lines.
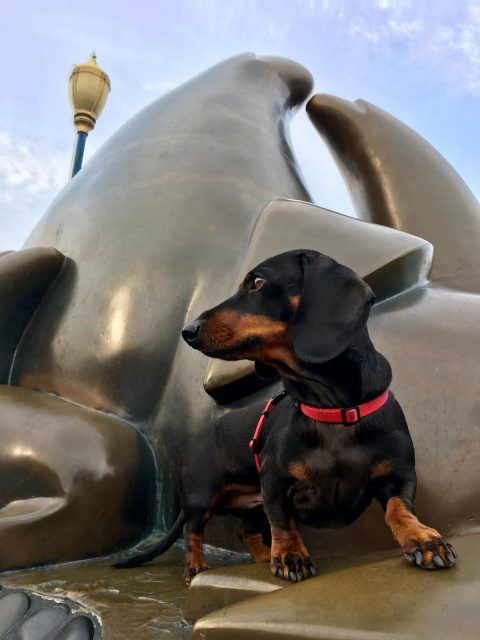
xmin=68 ymin=53 xmax=111 ymax=179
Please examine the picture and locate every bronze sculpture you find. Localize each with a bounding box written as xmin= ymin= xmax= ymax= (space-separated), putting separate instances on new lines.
xmin=0 ymin=54 xmax=478 ymax=639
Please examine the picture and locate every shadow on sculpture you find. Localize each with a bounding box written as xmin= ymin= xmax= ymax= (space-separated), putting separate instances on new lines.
xmin=0 ymin=52 xmax=479 ymax=639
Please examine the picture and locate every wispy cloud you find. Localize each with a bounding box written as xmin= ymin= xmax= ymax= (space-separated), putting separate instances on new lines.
xmin=0 ymin=131 xmax=69 ymax=250
xmin=426 ymin=5 xmax=480 ymax=94
xmin=174 ymin=1 xmax=480 ymax=97
xmin=334 ymin=1 xmax=480 ymax=95
xmin=344 ymin=7 xmax=421 ymax=43
xmin=1 ymin=0 xmax=479 ymax=252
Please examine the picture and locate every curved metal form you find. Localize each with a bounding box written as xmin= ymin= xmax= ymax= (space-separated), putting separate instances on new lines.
xmin=0 ymin=586 xmax=101 ymax=639
xmin=0 ymin=54 xmax=479 ymax=639
xmin=15 ymin=55 xmax=312 ymax=425
xmin=204 ymin=198 xmax=433 ymax=394
xmin=0 ymin=55 xmax=313 ymax=566
xmin=0 ymin=384 xmax=154 ymax=571
xmin=307 ymin=95 xmax=480 ymax=293
xmin=0 ymin=248 xmax=65 ymax=383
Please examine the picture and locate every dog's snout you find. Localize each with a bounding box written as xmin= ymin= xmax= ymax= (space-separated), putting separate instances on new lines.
xmin=182 ymin=319 xmax=204 ymax=344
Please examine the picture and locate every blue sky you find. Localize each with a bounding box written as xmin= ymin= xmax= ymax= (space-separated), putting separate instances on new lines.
xmin=1 ymin=0 xmax=480 ymax=250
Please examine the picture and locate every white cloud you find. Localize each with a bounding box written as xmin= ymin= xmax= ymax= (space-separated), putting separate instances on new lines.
xmin=336 ymin=1 xmax=480 ymax=96
xmin=343 ymin=7 xmax=421 ymax=44
xmin=427 ymin=5 xmax=480 ymax=94
xmin=0 ymin=131 xmax=69 ymax=250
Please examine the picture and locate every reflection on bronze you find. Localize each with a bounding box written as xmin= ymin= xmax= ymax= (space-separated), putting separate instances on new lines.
xmin=0 ymin=385 xmax=154 ymax=571
xmin=192 ymin=533 xmax=480 ymax=639
xmin=0 ymin=55 xmax=313 ymax=572
xmin=0 ymin=248 xmax=65 ymax=383
xmin=204 ymin=197 xmax=433 ymax=394
xmin=0 ymin=586 xmax=100 ymax=639
xmin=307 ymin=94 xmax=480 ymax=293
xmin=0 ymin=54 xmax=479 ymax=638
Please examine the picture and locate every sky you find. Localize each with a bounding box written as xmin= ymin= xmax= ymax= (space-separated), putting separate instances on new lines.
xmin=1 ymin=0 xmax=480 ymax=251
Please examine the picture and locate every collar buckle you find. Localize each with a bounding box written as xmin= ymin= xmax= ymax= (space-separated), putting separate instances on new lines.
xmin=342 ymin=406 xmax=360 ymax=425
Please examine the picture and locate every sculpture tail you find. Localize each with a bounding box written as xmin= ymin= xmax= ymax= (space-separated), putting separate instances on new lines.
xmin=114 ymin=511 xmax=186 ymax=568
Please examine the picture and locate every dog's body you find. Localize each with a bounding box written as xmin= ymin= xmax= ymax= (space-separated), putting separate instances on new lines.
xmin=116 ymin=250 xmax=455 ymax=581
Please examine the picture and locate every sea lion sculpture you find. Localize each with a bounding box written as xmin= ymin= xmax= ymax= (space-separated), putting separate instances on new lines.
xmin=0 ymin=55 xmax=314 ymax=569
xmin=0 ymin=55 xmax=479 ymax=583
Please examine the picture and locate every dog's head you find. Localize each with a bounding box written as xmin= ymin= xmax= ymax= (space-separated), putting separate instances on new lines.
xmin=182 ymin=250 xmax=375 ymax=376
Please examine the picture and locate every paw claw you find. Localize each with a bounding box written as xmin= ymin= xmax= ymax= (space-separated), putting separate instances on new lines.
xmin=271 ymin=552 xmax=316 ymax=581
xmin=433 ymin=554 xmax=445 ymax=568
xmin=404 ymin=536 xmax=455 ymax=570
xmin=447 ymin=544 xmax=457 ymax=559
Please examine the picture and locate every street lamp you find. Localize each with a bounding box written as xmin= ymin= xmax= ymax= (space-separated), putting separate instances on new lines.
xmin=68 ymin=53 xmax=111 ymax=179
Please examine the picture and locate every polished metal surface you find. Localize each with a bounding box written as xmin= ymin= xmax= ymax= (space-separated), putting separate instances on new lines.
xmin=0 ymin=53 xmax=479 ymax=639
xmin=192 ymin=534 xmax=480 ymax=639
xmin=12 ymin=54 xmax=313 ymax=530
xmin=204 ymin=197 xmax=433 ymax=392
xmin=15 ymin=54 xmax=312 ymax=427
xmin=0 ymin=250 xmax=156 ymax=572
xmin=1 ymin=545 xmax=250 ymax=640
xmin=307 ymin=94 xmax=480 ymax=293
xmin=0 ymin=55 xmax=314 ymax=569
xmin=0 ymin=386 xmax=154 ymax=571
xmin=0 ymin=586 xmax=100 ymax=639
xmin=0 ymin=248 xmax=65 ymax=384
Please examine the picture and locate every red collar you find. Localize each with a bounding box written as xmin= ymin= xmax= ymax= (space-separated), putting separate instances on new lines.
xmin=249 ymin=391 xmax=286 ymax=472
xmin=249 ymin=389 xmax=389 ymax=472
xmin=299 ymin=389 xmax=389 ymax=424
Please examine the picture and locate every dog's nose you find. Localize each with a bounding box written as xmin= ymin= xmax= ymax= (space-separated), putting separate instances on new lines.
xmin=182 ymin=319 xmax=204 ymax=344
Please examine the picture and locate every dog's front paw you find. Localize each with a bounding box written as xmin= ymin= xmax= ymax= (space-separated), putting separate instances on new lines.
xmin=183 ymin=562 xmax=210 ymax=584
xmin=403 ymin=533 xmax=456 ymax=570
xmin=271 ymin=552 xmax=316 ymax=582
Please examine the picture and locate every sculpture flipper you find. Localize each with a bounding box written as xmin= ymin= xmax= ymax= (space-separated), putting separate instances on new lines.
xmin=307 ymin=94 xmax=480 ymax=293
xmin=0 ymin=248 xmax=65 ymax=383
xmin=204 ymin=197 xmax=433 ymax=396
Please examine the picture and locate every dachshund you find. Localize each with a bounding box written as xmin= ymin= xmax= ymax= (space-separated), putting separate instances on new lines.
xmin=116 ymin=249 xmax=455 ymax=583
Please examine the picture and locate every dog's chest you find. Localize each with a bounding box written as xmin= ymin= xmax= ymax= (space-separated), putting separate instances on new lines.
xmin=291 ymin=444 xmax=367 ymax=482
xmin=287 ymin=433 xmax=373 ymax=515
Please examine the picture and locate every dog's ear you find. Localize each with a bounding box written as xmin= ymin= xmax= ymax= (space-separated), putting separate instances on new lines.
xmin=255 ymin=361 xmax=279 ymax=381
xmin=292 ymin=254 xmax=375 ymax=364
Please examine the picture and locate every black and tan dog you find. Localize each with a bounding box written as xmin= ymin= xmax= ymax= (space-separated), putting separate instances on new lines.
xmin=116 ymin=249 xmax=455 ymax=582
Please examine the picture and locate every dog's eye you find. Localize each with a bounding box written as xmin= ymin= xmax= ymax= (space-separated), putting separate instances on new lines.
xmin=250 ymin=277 xmax=265 ymax=291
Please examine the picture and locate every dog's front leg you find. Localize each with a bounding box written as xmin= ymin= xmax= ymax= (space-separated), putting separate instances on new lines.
xmin=379 ymin=479 xmax=456 ymax=569
xmin=261 ymin=474 xmax=316 ymax=581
